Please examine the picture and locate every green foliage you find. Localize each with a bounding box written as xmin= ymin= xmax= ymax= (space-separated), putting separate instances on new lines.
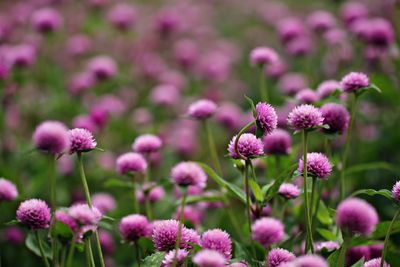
xmin=25 ymin=232 xmax=52 ymax=260
xmin=142 ymin=252 xmax=165 ymax=267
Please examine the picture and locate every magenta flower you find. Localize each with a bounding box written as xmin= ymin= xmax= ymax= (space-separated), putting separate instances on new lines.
xmin=255 ymin=102 xmax=278 ymax=135
xmin=367 ymin=18 xmax=395 ymax=48
xmin=336 ymin=198 xmax=378 ymax=235
xmin=136 ymin=184 xmax=165 ymax=203
xmin=55 ymin=210 xmax=78 ymax=231
xmin=341 ymin=2 xmax=368 ymax=26
xmin=307 ymin=10 xmax=336 ymax=33
xmin=201 ymin=229 xmax=232 ymax=260
xmin=132 ymin=134 xmax=162 ymax=154
xmin=340 ymin=72 xmax=369 ymax=93
xmin=296 ymin=89 xmax=318 ymax=104
xmin=32 ymin=121 xmax=70 ymax=155
xmin=317 ymin=80 xmax=341 ymax=99
xmin=174 ymin=205 xmax=203 ymax=226
xmin=68 ymin=72 xmax=95 ymax=95
xmin=364 ymin=258 xmax=389 ymax=267
xmin=68 ymin=128 xmax=97 ymax=154
xmin=107 ymin=3 xmax=137 ymax=31
xmin=173 ymin=39 xmax=199 ymax=69
xmin=289 ymin=255 xmax=328 ymax=267
xmin=268 ymin=248 xmax=295 ymax=267
xmin=171 ymin=162 xmax=207 ymax=188
xmin=278 ymin=183 xmax=300 ymax=199
xmin=150 ymin=84 xmax=180 ymax=107
xmin=228 ymin=133 xmax=264 ymax=159
xmin=192 ymin=249 xmax=226 ymax=267
xmin=31 ymin=8 xmax=63 ymax=33
xmin=251 ymin=217 xmax=284 ymax=248
xmin=188 ymin=99 xmax=217 ymax=120
xmin=320 ymin=103 xmax=350 ymax=134
xmin=215 ymin=102 xmax=243 ymax=131
xmin=298 ymin=152 xmax=332 ymax=179
xmin=87 ymin=56 xmax=117 ymax=81
xmin=0 ymin=178 xmax=18 ymax=201
xmin=249 ymin=47 xmax=278 ymax=66
xmin=99 ymin=230 xmax=115 ymax=255
xmin=263 ymin=129 xmax=292 ymax=155
xmin=392 ymin=181 xmax=400 ymax=202
xmin=287 ymin=104 xmax=324 ymax=131
xmin=161 ymin=249 xmax=188 ymax=267
xmin=347 ymin=246 xmax=370 ymax=265
xmin=92 ymin=193 xmax=116 ymax=214
xmin=315 ymin=241 xmax=340 ymax=252
xmin=4 ymin=226 xmax=24 ymax=245
xmin=116 ymin=152 xmax=147 ymax=175
xmin=119 ymin=214 xmax=150 ymax=242
xmin=68 ymin=204 xmax=102 ymax=225
xmin=16 ymin=199 xmax=51 ymax=230
xmin=278 ymin=73 xmax=308 ymax=96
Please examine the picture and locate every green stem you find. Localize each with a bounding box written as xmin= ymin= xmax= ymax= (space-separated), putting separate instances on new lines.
xmin=94 ymin=231 xmax=105 ymax=267
xmin=310 ymin=178 xmax=317 ymax=222
xmin=60 ymin=245 xmax=67 ymax=267
xmin=337 ymin=237 xmax=349 ymax=267
xmin=204 ymin=120 xmax=222 ymax=175
xmin=302 ymin=130 xmax=314 ymax=253
xmin=244 ymin=161 xmax=256 ymax=258
xmin=222 ymin=194 xmax=244 ymax=242
xmin=259 ymin=66 xmax=268 ymax=102
xmin=145 ymin=195 xmax=153 ymax=220
xmin=34 ymin=231 xmax=51 ymax=267
xmin=381 ymin=209 xmax=400 ymax=267
xmin=234 ymin=121 xmax=256 ymax=160
xmin=132 ymin=181 xmax=139 ymax=213
xmin=134 ymin=242 xmax=141 ymax=267
xmin=340 ymin=94 xmax=358 ymax=200
xmin=264 ymin=246 xmax=270 ymax=267
xmin=85 ymin=241 xmax=95 ymax=267
xmin=172 ymin=189 xmax=188 ymax=267
xmin=66 ymin=236 xmax=76 ymax=267
xmin=49 ymin=155 xmax=57 ymax=213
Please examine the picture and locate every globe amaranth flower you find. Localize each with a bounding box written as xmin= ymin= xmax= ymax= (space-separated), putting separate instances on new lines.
xmin=340 ymin=72 xmax=369 ymax=93
xmin=171 ymin=161 xmax=207 ymax=188
xmin=320 ymin=103 xmax=350 ymax=134
xmin=228 ymin=133 xmax=264 ymax=159
xmin=278 ymin=73 xmax=308 ymax=96
xmin=249 ymin=47 xmax=278 ymax=66
xmin=68 ymin=204 xmax=102 ymax=225
xmin=347 ymin=246 xmax=370 ymax=266
xmin=201 ymin=229 xmax=232 ymax=260
xmin=116 ymin=152 xmax=147 ymax=175
xmin=255 ymin=102 xmax=278 ymax=135
xmin=174 ymin=205 xmax=203 ymax=226
xmin=392 ymin=180 xmax=400 ymax=202
xmin=132 ymin=134 xmax=162 ymax=153
xmin=16 ymin=199 xmax=51 ymax=230
xmin=228 ymin=262 xmax=248 ymax=267
xmin=251 ymin=217 xmax=284 ymax=248
xmin=369 ymin=243 xmax=384 ymax=259
xmin=307 ymin=10 xmax=336 ymax=33
xmin=188 ymin=99 xmax=217 ymax=120
xmin=296 ymin=89 xmax=318 ymax=104
xmin=268 ymin=248 xmax=296 ymax=267
xmin=107 ymin=3 xmax=137 ymax=31
xmin=161 ymin=249 xmax=188 ymax=267
xmin=92 ymin=193 xmax=116 ymax=214
xmin=317 ymin=80 xmax=341 ymax=99
xmin=31 ymin=8 xmax=63 ymax=33
xmin=286 ymin=255 xmax=328 ymax=267
xmin=68 ymin=128 xmax=97 ymax=154
xmin=192 ymin=249 xmax=227 ymax=267
xmin=87 ymin=55 xmax=117 ymax=80
xmin=5 ymin=226 xmax=24 ymax=245
xmin=0 ymin=178 xmax=18 ymax=201
xmin=287 ymin=104 xmax=324 ymax=131
xmin=136 ymin=184 xmax=165 ymax=203
xmin=55 ymin=210 xmax=78 ymax=231
xmin=119 ymin=214 xmax=151 ymax=242
xmin=364 ymin=258 xmax=389 ymax=267
xmin=263 ymin=129 xmax=292 ymax=155
xmin=298 ymin=152 xmax=332 ymax=179
xmin=99 ymin=230 xmax=115 ymax=255
xmin=336 ymin=198 xmax=378 ymax=235
xmin=33 ymin=121 xmax=70 ymax=155
xmin=278 ymin=183 xmax=300 ymax=199
xmin=315 ymin=241 xmax=340 ymax=252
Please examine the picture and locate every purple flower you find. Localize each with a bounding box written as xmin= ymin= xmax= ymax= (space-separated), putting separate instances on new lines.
xmin=298 ymin=152 xmax=332 ymax=179
xmin=32 ymin=121 xmax=70 ymax=155
xmin=317 ymin=80 xmax=341 ymax=99
xmin=0 ymin=178 xmax=18 ymax=201
xmin=4 ymin=226 xmax=24 ymax=245
xmin=174 ymin=205 xmax=203 ymax=226
xmin=66 ymin=34 xmax=92 ymax=57
xmin=296 ymin=89 xmax=318 ymax=104
xmin=278 ymin=73 xmax=308 ymax=96
xmin=92 ymin=193 xmax=116 ymax=214
xmin=287 ymin=104 xmax=324 ymax=131
xmin=278 ymin=183 xmax=300 ymax=199
xmin=68 ymin=204 xmax=102 ymax=225
xmin=174 ymin=39 xmax=199 ymax=69
xmin=340 ymin=72 xmax=369 ymax=93
xmin=8 ymin=44 xmax=36 ymax=68
xmin=161 ymin=249 xmax=188 ymax=267
xmin=336 ymin=198 xmax=378 ymax=235
xmin=201 ymin=229 xmax=232 ymax=260
xmin=107 ymin=3 xmax=137 ymax=30
xmin=68 ymin=128 xmax=97 ymax=154
xmin=16 ymin=199 xmax=51 ymax=230
xmin=132 ymin=134 xmax=162 ymax=153
xmin=31 ymin=8 xmax=63 ymax=33
xmin=116 ymin=152 xmax=147 ymax=175
xmin=268 ymin=248 xmax=295 ymax=267
xmin=228 ymin=133 xmax=264 ymax=159
xmin=150 ymin=84 xmax=180 ymax=107
xmin=288 ymin=255 xmax=328 ymax=267
xmin=255 ymin=102 xmax=278 ymax=135
xmin=227 ymin=262 xmax=248 ymax=267
xmin=364 ymin=258 xmax=389 ymax=267
xmin=307 ymin=10 xmax=336 ymax=33
xmin=119 ymin=214 xmax=150 ymax=242
xmin=251 ymin=217 xmax=284 ymax=248
xmin=320 ymin=103 xmax=350 ymax=134
xmin=276 ymin=18 xmax=305 ymax=44
xmin=55 ymin=210 xmax=78 ymax=231
xmin=369 ymin=243 xmax=384 ymax=259
xmin=249 ymin=47 xmax=278 ymax=66
xmin=171 ymin=162 xmax=207 ymax=188
xmin=347 ymin=246 xmax=370 ymax=265
xmin=87 ymin=56 xmax=117 ymax=81
xmin=367 ymin=18 xmax=395 ymax=48
xmin=263 ymin=129 xmax=292 ymax=155
xmin=215 ymin=102 xmax=243 ymax=131
xmin=315 ymin=241 xmax=340 ymax=252
xmin=392 ymin=181 xmax=400 ymax=202
xmin=188 ymin=99 xmax=217 ymax=120
xmin=192 ymin=249 xmax=227 ymax=267
xmin=68 ymin=72 xmax=95 ymax=95
xmin=136 ymin=183 xmax=165 ymax=203
xmin=99 ymin=230 xmax=115 ymax=255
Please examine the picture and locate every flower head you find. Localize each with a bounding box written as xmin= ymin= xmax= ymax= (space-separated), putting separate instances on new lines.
xmin=278 ymin=183 xmax=300 ymax=199
xmin=364 ymin=258 xmax=389 ymax=267
xmin=87 ymin=55 xmax=117 ymax=80
xmin=251 ymin=217 xmax=284 ymax=248
xmin=288 ymin=255 xmax=328 ymax=267
xmin=298 ymin=152 xmax=332 ymax=179
xmin=161 ymin=249 xmax=188 ymax=267
xmin=268 ymin=248 xmax=295 ymax=267
xmin=174 ymin=205 xmax=203 ymax=226
xmin=107 ymin=3 xmax=137 ymax=30
xmin=192 ymin=249 xmax=226 ymax=267
xmin=132 ymin=134 xmax=162 ymax=153
xmin=188 ymin=99 xmax=217 ymax=120
xmin=249 ymin=47 xmax=278 ymax=66
xmin=278 ymin=73 xmax=307 ymax=96
xmin=228 ymin=133 xmax=264 ymax=159
xmin=320 ymin=103 xmax=350 ymax=134
xmin=171 ymin=162 xmax=207 ymax=188
xmin=255 ymin=102 xmax=278 ymax=135
xmin=392 ymin=180 xmax=400 ymax=202
xmin=55 ymin=210 xmax=78 ymax=231
xmin=99 ymin=230 xmax=115 ymax=255
xmin=336 ymin=198 xmax=378 ymax=235
xmin=296 ymin=89 xmax=318 ymax=104
xmin=340 ymin=72 xmax=369 ymax=93
xmin=287 ymin=104 xmax=324 ymax=131
xmin=201 ymin=229 xmax=232 ymax=259
xmin=68 ymin=128 xmax=97 ymax=154
xmin=119 ymin=214 xmax=150 ymax=242
xmin=116 ymin=152 xmax=147 ymax=175
xmin=16 ymin=199 xmax=51 ymax=230
xmin=317 ymin=80 xmax=341 ymax=99
xmin=68 ymin=204 xmax=102 ymax=225
xmin=31 ymin=8 xmax=63 ymax=33
xmin=0 ymin=178 xmax=18 ymax=201
xmin=33 ymin=121 xmax=70 ymax=155
xmin=315 ymin=241 xmax=340 ymax=252
xmin=92 ymin=193 xmax=116 ymax=214
xmin=263 ymin=129 xmax=292 ymax=155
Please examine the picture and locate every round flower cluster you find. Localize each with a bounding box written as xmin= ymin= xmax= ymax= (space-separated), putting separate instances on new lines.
xmin=16 ymin=199 xmax=51 ymax=230
xmin=320 ymin=103 xmax=350 ymax=134
xmin=192 ymin=249 xmax=226 ymax=267
xmin=200 ymin=229 xmax=232 ymax=260
xmin=116 ymin=152 xmax=147 ymax=175
xmin=287 ymin=104 xmax=324 ymax=131
xmin=161 ymin=249 xmax=188 ymax=267
xmin=32 ymin=121 xmax=70 ymax=155
xmin=188 ymin=99 xmax=217 ymax=120
xmin=228 ymin=133 xmax=264 ymax=159
xmin=278 ymin=183 xmax=300 ymax=199
xmin=132 ymin=134 xmax=162 ymax=153
xmin=68 ymin=128 xmax=97 ymax=154
xmin=171 ymin=162 xmax=207 ymax=188
xmin=340 ymin=72 xmax=369 ymax=93
xmin=268 ymin=248 xmax=295 ymax=267
xmin=263 ymin=129 xmax=292 ymax=155
xmin=251 ymin=217 xmax=284 ymax=248
xmin=0 ymin=178 xmax=18 ymax=201
xmin=255 ymin=102 xmax=278 ymax=135
xmin=119 ymin=214 xmax=151 ymax=242
xmin=249 ymin=47 xmax=278 ymax=66
xmin=298 ymin=152 xmax=332 ymax=179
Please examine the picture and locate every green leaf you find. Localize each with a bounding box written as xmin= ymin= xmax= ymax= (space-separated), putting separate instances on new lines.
xmin=261 ymin=182 xmax=273 ymax=196
xmin=233 ymin=241 xmax=252 ymax=263
xmin=346 ymin=162 xmax=396 ymax=175
xmin=327 ymin=249 xmax=340 ymax=266
xmin=103 ymin=178 xmax=133 ymax=189
xmin=5 ymin=219 xmax=20 ymax=226
xmin=349 ymin=221 xmax=400 ymax=247
xmin=255 ymin=120 xmax=264 ymax=138
xmin=244 ymin=95 xmax=256 ymax=117
xmin=198 ymin=163 xmax=246 ymax=204
xmin=350 ymin=257 xmax=365 ymax=267
xmin=265 ymin=164 xmax=297 ymax=202
xmin=249 ymin=179 xmax=264 ymax=202
xmin=25 ymin=232 xmax=52 ymax=259
xmin=183 ymin=194 xmax=224 ymax=205
xmin=317 ymin=200 xmax=333 ymax=225
xmin=102 ymin=215 xmax=115 ymax=222
xmin=355 ymin=84 xmax=382 ymax=97
xmin=317 ymin=228 xmax=337 ymax=241
xmin=142 ymin=252 xmax=165 ymax=267
xmin=51 ymin=221 xmax=73 ymax=242
xmin=351 ymin=189 xmax=393 ymax=200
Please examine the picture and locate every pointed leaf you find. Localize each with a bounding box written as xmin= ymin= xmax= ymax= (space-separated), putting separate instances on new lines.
xmin=351 ymin=257 xmax=365 ymax=267
xmin=317 ymin=200 xmax=333 ymax=225
xmin=350 ymin=189 xmax=393 ymax=200
xmin=317 ymin=228 xmax=337 ymax=241
xmin=249 ymin=179 xmax=264 ymax=202
xmin=142 ymin=252 xmax=165 ymax=267
xmin=244 ymin=95 xmax=256 ymax=117
xmin=265 ymin=164 xmax=297 ymax=202
xmin=255 ymin=120 xmax=264 ymax=138
xmin=347 ymin=162 xmax=396 ymax=175
xmin=183 ymin=194 xmax=224 ymax=205
xmin=25 ymin=232 xmax=52 ymax=259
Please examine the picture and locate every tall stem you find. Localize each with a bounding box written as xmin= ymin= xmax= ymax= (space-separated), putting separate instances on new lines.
xmin=134 ymin=242 xmax=141 ymax=267
xmin=172 ymin=189 xmax=187 ymax=267
xmin=337 ymin=237 xmax=349 ymax=267
xmin=35 ymin=231 xmax=51 ymax=267
xmin=302 ymin=130 xmax=314 ymax=253
xmin=66 ymin=236 xmax=76 ymax=267
xmin=310 ymin=177 xmax=317 ymax=221
xmin=340 ymin=94 xmax=358 ymax=200
xmin=204 ymin=120 xmax=222 ymax=175
xmin=381 ymin=209 xmax=400 ymax=267
xmin=244 ymin=160 xmax=256 ymax=258
xmin=259 ymin=66 xmax=268 ymax=102
xmin=145 ymin=195 xmax=153 ymax=220
xmin=86 ymin=241 xmax=95 ymax=267
xmin=49 ymin=155 xmax=58 ymax=267
xmin=234 ymin=121 xmax=256 ymax=160
xmin=131 ymin=180 xmax=139 ymax=213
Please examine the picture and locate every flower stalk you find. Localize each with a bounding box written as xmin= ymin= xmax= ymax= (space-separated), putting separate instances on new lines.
xmin=380 ymin=209 xmax=400 ymax=267
xmin=172 ymin=188 xmax=188 ymax=267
